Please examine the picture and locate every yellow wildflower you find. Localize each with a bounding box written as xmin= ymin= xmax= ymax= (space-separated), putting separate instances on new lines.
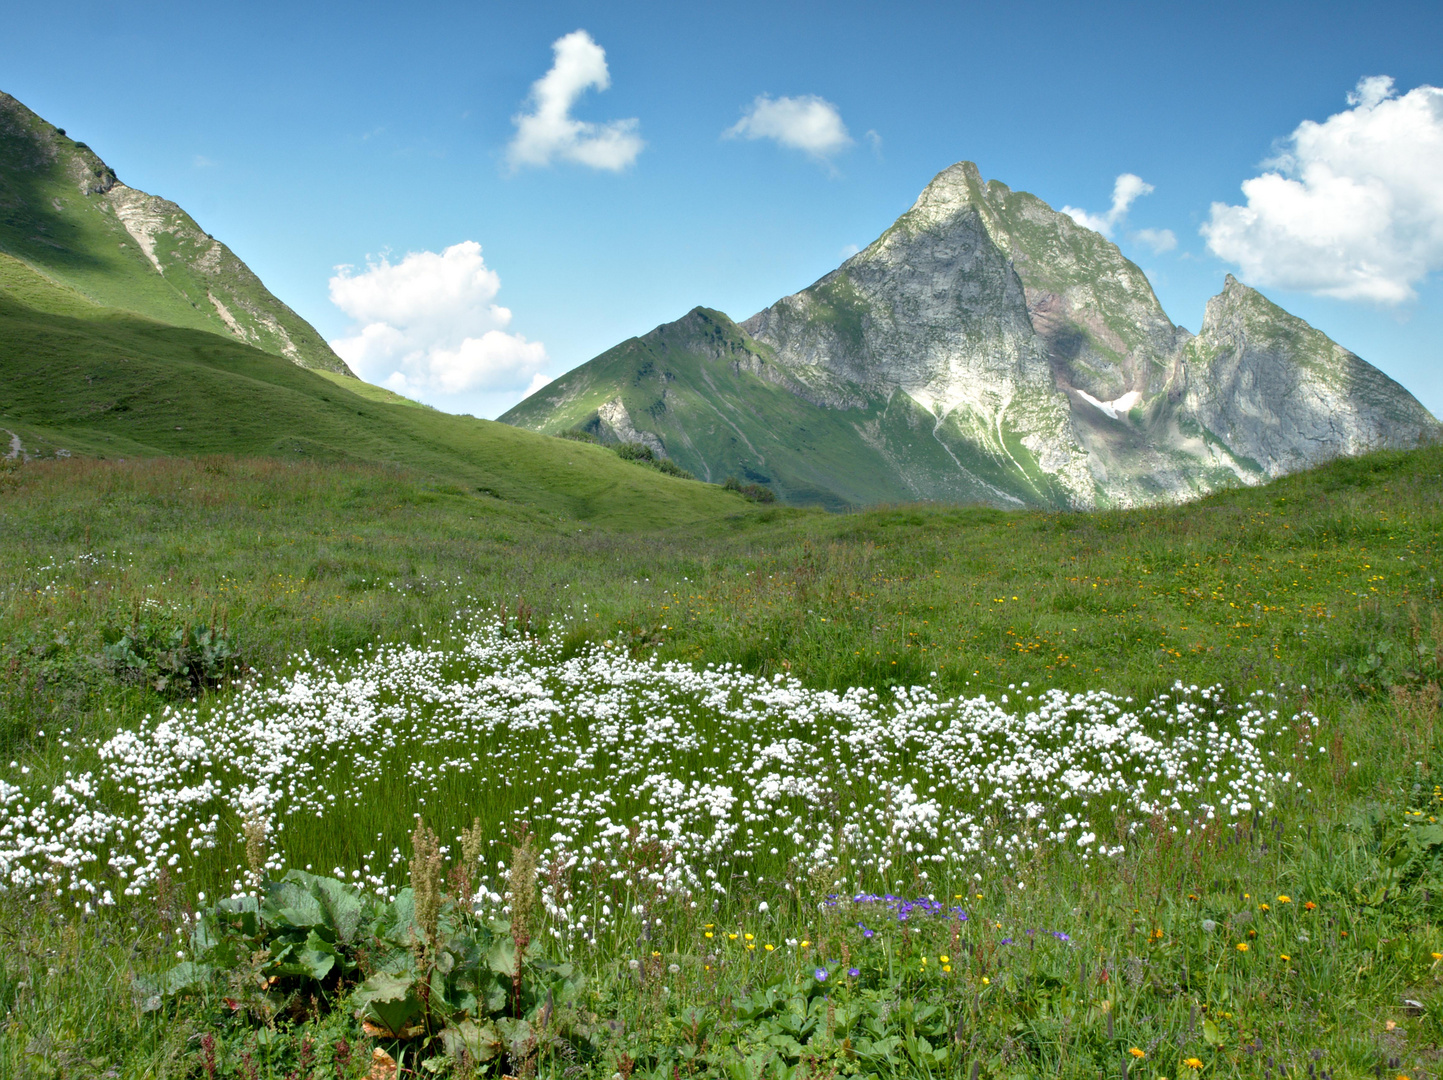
xmin=1236 ymin=943 xmax=1249 ymax=952
xmin=744 ymin=933 xmax=754 ymax=941
xmin=940 ymin=954 xmax=950 ymax=964
xmin=1279 ymin=953 xmax=1290 ymax=961
xmin=728 ymin=933 xmax=737 ymax=940
xmin=704 ymin=932 xmax=713 ymax=939
xmin=764 ymin=943 xmax=774 ymax=952
xmin=942 ymin=965 xmax=952 ymax=973
xmin=1128 ymin=1048 xmax=1146 ymax=1059
xmin=1183 ymin=1058 xmax=1204 ymax=1070
xmin=1277 ymin=895 xmax=1291 ymax=904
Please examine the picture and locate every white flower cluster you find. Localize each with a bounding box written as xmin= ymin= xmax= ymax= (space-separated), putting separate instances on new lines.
xmin=0 ymin=624 xmax=1304 ymax=922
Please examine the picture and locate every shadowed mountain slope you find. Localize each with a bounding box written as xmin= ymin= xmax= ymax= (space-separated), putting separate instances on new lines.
xmin=0 ymin=90 xmax=349 ymax=374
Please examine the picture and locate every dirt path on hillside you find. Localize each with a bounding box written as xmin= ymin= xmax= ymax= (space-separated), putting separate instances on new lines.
xmin=5 ymin=430 xmax=21 ymax=460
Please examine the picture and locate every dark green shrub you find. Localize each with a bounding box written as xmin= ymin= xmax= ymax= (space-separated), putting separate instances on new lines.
xmin=722 ymin=476 xmax=776 ymax=503
xmin=556 ymin=428 xmax=599 ymax=444
xmin=611 ymin=442 xmax=696 ymax=479
xmin=651 ymin=458 xmax=695 ymax=480
xmin=613 ymin=442 xmax=655 ymax=461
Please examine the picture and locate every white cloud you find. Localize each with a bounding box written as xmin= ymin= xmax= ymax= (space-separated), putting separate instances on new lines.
xmin=328 ymin=241 xmax=548 ymax=413
xmin=1133 ymin=228 xmax=1178 ymax=254
xmin=725 ymin=94 xmax=852 ymax=159
xmin=1061 ymin=173 xmax=1155 ymax=238
xmin=507 ymin=30 xmax=643 ymax=172
xmin=1202 ymin=77 xmax=1443 ymax=304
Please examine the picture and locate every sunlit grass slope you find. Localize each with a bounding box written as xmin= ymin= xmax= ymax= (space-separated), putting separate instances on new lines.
xmin=0 ymin=253 xmax=751 ymax=530
xmin=1 ymin=445 xmax=1441 ymax=1078
xmin=0 ymin=445 xmax=1440 ymax=1077
xmin=3 ymin=442 xmax=1438 ymax=752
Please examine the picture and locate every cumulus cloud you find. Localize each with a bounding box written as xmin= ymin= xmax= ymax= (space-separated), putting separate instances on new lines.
xmin=507 ymin=30 xmax=643 ymax=171
xmin=1061 ymin=173 xmax=1155 ymax=238
xmin=725 ymin=94 xmax=853 ymax=160
xmin=1202 ymin=77 xmax=1443 ymax=304
xmin=328 ymin=242 xmax=548 ymax=413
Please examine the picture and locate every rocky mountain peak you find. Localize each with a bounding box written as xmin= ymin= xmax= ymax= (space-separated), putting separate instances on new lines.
xmin=901 ymin=161 xmax=988 ymax=225
xmin=504 ymin=159 xmax=1440 ymax=511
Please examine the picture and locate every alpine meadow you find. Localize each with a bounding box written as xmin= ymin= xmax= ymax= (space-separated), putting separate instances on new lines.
xmin=3 ymin=34 xmax=1443 ymax=1080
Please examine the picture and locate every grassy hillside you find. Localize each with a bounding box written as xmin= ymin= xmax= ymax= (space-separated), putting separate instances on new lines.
xmin=502 ymin=307 xmax=1042 ymax=509
xmin=0 ymin=444 xmax=1439 ymax=1077
xmin=0 ymin=253 xmax=752 ymax=530
xmin=0 ymin=90 xmax=350 ymax=372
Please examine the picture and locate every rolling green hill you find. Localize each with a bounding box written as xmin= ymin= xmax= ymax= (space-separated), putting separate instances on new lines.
xmin=0 ymin=252 xmax=753 ymax=530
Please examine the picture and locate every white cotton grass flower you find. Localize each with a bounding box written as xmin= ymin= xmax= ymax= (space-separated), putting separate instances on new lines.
xmin=0 ymin=619 xmax=1304 ymax=929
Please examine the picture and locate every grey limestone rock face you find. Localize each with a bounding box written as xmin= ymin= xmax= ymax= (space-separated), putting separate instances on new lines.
xmin=745 ymin=162 xmax=1439 ymax=508
xmin=596 ymin=398 xmax=667 ymax=458
xmin=504 ymin=160 xmax=1440 ymax=510
xmin=1182 ymin=277 xmax=1441 ymax=476
xmin=743 ymin=162 xmax=1098 ymax=508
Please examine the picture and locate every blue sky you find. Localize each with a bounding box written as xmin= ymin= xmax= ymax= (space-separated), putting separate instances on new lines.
xmin=4 ymin=0 xmax=1441 ymax=418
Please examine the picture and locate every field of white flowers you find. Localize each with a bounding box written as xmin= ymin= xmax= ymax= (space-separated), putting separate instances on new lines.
xmin=0 ymin=620 xmax=1315 ymax=932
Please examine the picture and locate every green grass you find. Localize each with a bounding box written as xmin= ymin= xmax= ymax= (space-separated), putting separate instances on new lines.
xmin=0 ymin=253 xmax=752 ymax=531
xmin=0 ymin=444 xmax=1440 ymax=1077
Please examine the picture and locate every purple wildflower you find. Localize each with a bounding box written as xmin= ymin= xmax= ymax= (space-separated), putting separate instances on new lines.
xmin=815 ymin=968 xmax=829 ymax=981
xmin=847 ymin=967 xmax=860 ymax=978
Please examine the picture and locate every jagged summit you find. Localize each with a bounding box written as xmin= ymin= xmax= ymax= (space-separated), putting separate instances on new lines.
xmin=0 ymin=91 xmax=350 ymax=374
xmin=514 ymin=160 xmax=1439 ymax=510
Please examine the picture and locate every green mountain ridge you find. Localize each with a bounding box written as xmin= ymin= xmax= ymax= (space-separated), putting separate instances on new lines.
xmin=504 ymin=162 xmax=1441 ymax=510
xmin=0 ymin=90 xmax=349 ymax=374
